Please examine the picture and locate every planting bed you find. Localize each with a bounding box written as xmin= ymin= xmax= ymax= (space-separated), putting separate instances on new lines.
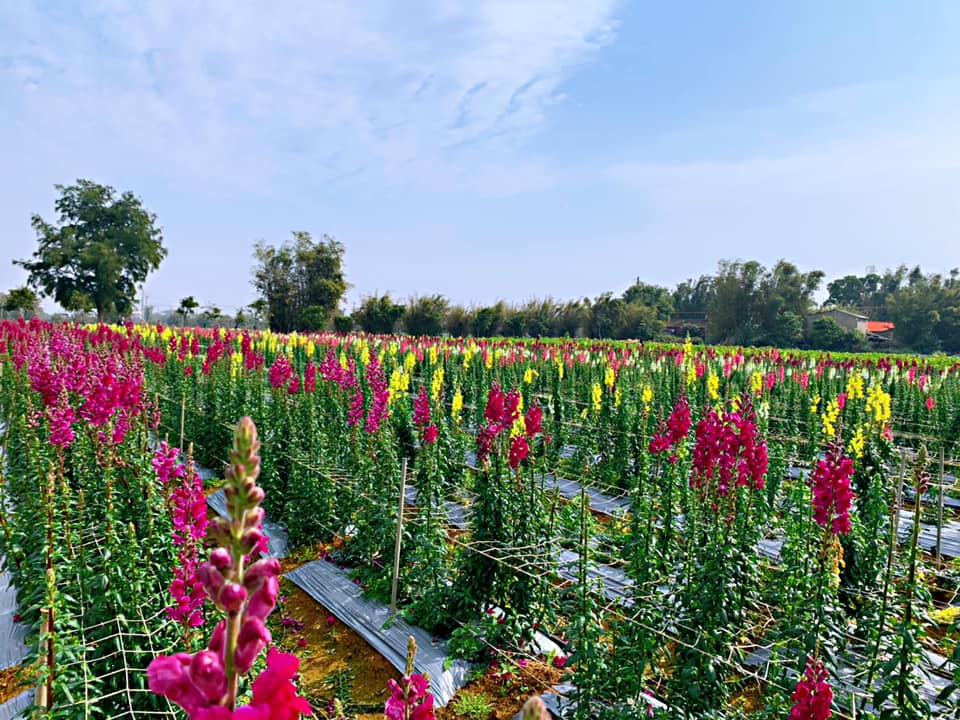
xmin=2 ymin=320 xmax=960 ymax=719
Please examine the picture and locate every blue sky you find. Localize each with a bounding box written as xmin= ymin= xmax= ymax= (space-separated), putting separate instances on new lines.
xmin=2 ymin=1 xmax=959 ymax=316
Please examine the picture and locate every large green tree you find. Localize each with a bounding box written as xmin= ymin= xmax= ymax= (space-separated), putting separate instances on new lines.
xmin=706 ymin=259 xmax=823 ymax=346
xmin=824 ymin=266 xmax=907 ymax=317
xmin=885 ymin=267 xmax=960 ymax=353
xmin=2 ymin=286 xmax=40 ymax=318
xmin=403 ymin=295 xmax=449 ymax=336
xmin=352 ymin=293 xmax=406 ymax=334
xmin=252 ymin=232 xmax=348 ymax=332
xmin=15 ymin=180 xmax=166 ymax=321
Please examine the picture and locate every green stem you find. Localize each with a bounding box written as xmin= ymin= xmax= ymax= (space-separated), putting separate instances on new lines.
xmin=223 ymin=510 xmax=248 ymax=708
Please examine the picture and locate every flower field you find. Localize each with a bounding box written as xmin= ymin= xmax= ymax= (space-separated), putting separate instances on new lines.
xmin=2 ymin=318 xmax=960 ymax=719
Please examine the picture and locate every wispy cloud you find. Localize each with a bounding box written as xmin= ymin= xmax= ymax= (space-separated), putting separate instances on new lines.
xmin=1 ymin=0 xmax=619 ymax=194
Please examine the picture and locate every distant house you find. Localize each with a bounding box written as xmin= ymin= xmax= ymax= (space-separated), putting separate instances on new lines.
xmin=866 ymin=320 xmax=896 ymax=342
xmin=807 ymin=309 xmax=869 ymax=334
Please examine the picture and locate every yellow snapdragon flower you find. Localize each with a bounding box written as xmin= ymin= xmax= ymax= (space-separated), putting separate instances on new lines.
xmin=431 ymin=367 xmax=444 ymax=402
xmin=848 ymin=425 xmax=865 ymax=460
xmin=822 ymin=398 xmax=840 ymax=437
xmin=846 ymin=374 xmax=864 ymax=401
xmin=641 ymin=384 xmax=653 ymax=412
xmin=707 ymin=373 xmax=720 ymax=401
xmin=865 ymin=383 xmax=892 ymax=427
xmin=591 ymin=382 xmax=603 ymax=414
xmin=604 ymin=366 xmax=615 ymax=390
xmin=451 ymin=387 xmax=464 ymax=424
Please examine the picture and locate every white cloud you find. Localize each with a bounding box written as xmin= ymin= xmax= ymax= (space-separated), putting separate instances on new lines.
xmin=0 ymin=0 xmax=619 ymax=194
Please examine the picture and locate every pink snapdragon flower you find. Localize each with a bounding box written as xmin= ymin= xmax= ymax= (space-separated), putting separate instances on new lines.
xmin=148 ymin=419 xmax=310 ymax=720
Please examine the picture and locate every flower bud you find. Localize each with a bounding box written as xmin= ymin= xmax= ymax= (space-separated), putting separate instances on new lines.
xmin=218 ymin=583 xmax=247 ymax=613
xmin=244 ymin=558 xmax=281 ymax=588
xmin=207 ymin=516 xmax=229 ymax=539
xmin=241 ymin=528 xmax=265 ymax=553
xmin=189 ymin=650 xmax=227 ymax=702
xmin=246 ymin=575 xmax=279 ymax=620
xmin=207 ymin=619 xmax=226 ymax=656
xmin=234 ymin=617 xmax=271 ymax=673
xmin=243 ymin=507 xmax=265 ymax=530
xmin=197 ymin=563 xmax=225 ymax=596
xmin=209 ymin=548 xmax=232 ymax=571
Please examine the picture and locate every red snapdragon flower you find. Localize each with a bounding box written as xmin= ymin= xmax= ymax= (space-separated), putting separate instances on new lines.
xmin=690 ymin=396 xmax=768 ymax=497
xmin=413 ymin=386 xmax=431 ymax=427
xmin=508 ymin=436 xmax=530 ymax=469
xmin=810 ymin=441 xmax=855 ymax=535
xmin=649 ymin=395 xmax=691 ymax=456
xmin=789 ymin=658 xmax=833 ymax=720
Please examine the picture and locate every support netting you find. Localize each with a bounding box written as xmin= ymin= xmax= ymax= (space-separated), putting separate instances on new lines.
xmin=32 ymin=525 xmax=184 ymax=720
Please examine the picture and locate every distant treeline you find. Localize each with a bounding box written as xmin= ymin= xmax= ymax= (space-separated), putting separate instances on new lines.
xmin=8 ymin=252 xmax=957 ymax=354
xmin=335 ymin=260 xmax=959 ymax=354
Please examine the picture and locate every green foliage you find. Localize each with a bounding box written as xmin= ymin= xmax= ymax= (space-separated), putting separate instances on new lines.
xmin=673 ymin=275 xmax=715 ymax=314
xmin=2 ymin=286 xmax=39 ymax=316
xmin=332 ymin=314 xmax=355 ymax=333
xmin=352 ymin=293 xmax=406 ymax=333
xmin=201 ymin=305 xmax=223 ymax=327
xmin=177 ymin=296 xmax=200 ymax=326
xmin=707 ymin=259 xmax=823 ymax=346
xmin=404 ymin=294 xmax=450 ymax=336
xmin=15 ymin=179 xmax=166 ymax=320
xmin=252 ymin=231 xmax=347 ymax=332
xmin=452 ymin=692 xmax=494 ymax=720
xmin=886 ymin=268 xmax=960 ymax=353
xmin=825 ymin=267 xmax=907 ymax=313
xmin=806 ymin=317 xmax=868 ymax=352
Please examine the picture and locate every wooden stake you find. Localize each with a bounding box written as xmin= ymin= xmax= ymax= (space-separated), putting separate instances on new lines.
xmin=390 ymin=458 xmax=408 ymax=616
xmin=179 ymin=394 xmax=186 ymax=450
xmin=937 ymin=446 xmax=945 ymax=562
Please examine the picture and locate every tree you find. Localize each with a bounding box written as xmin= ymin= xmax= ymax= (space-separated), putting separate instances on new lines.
xmin=886 ymin=269 xmax=944 ymax=353
xmin=252 ymin=232 xmax=347 ymax=332
xmin=673 ymin=275 xmax=715 ymax=315
xmin=554 ymin=300 xmax=588 ymax=337
xmin=501 ymin=308 xmax=525 ymax=337
xmin=177 ymin=296 xmax=200 ymax=327
xmin=3 ymin=286 xmax=39 ymax=318
xmin=823 ymin=266 xmax=907 ymax=318
xmin=352 ymin=294 xmax=406 ymax=334
xmin=706 ymin=259 xmax=823 ymax=346
xmin=824 ymin=275 xmax=866 ymax=308
xmin=403 ymin=295 xmax=449 ymax=336
xmin=622 ymin=280 xmax=674 ymax=320
xmin=248 ymin=299 xmax=268 ymax=327
xmin=707 ymin=260 xmax=765 ymax=344
xmin=470 ymin=302 xmax=507 ymax=337
xmin=332 ymin=315 xmax=355 ymax=333
xmin=443 ymin=304 xmax=471 ymax=337
xmin=15 ymin=180 xmax=166 ymax=321
xmin=520 ymin=298 xmax=561 ymax=338
xmin=201 ymin=305 xmax=223 ymax=328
